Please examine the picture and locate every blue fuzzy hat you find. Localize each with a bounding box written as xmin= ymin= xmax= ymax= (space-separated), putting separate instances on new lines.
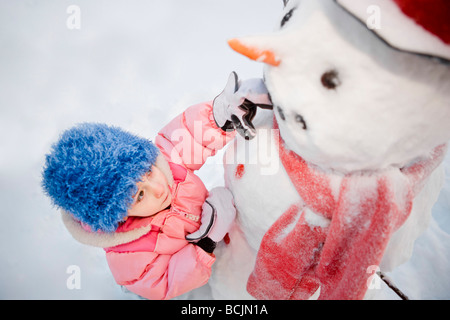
xmin=42 ymin=123 xmax=160 ymax=233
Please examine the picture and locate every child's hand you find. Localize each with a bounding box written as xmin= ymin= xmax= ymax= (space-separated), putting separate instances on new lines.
xmin=213 ymin=71 xmax=272 ymax=140
xmin=186 ymin=187 xmax=236 ymax=243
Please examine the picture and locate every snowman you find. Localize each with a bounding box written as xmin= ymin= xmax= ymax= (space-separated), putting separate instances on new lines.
xmin=208 ymin=0 xmax=450 ymax=300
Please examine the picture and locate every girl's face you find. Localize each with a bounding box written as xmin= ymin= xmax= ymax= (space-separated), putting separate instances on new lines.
xmin=127 ymin=165 xmax=172 ymax=218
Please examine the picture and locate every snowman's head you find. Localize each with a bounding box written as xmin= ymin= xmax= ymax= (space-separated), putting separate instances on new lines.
xmin=229 ymin=0 xmax=450 ymax=173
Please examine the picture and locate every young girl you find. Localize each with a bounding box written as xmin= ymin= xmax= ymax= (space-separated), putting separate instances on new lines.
xmin=41 ymin=72 xmax=271 ymax=300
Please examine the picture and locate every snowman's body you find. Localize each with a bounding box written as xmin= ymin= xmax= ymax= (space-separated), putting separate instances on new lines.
xmin=209 ymin=0 xmax=450 ymax=299
xmin=210 ymin=114 xmax=445 ymax=299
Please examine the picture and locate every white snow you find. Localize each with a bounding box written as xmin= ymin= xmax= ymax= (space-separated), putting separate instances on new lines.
xmin=0 ymin=0 xmax=449 ymax=300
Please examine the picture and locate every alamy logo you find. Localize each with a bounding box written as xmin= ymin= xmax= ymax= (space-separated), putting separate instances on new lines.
xmin=167 ymin=122 xmax=280 ymax=176
xmin=66 ymin=5 xmax=81 ymax=30
xmin=66 ymin=265 xmax=81 ymax=290
xmin=366 ymin=265 xmax=381 ymax=290
xmin=366 ymin=5 xmax=381 ymax=30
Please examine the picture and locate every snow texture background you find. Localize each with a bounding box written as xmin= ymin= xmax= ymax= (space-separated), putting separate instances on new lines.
xmin=0 ymin=0 xmax=448 ymax=299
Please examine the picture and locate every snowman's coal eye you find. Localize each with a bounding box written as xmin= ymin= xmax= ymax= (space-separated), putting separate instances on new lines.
xmin=321 ymin=70 xmax=341 ymax=90
xmin=295 ymin=113 xmax=307 ymax=130
xmin=277 ymin=106 xmax=286 ymax=121
xmin=281 ymin=8 xmax=295 ymax=27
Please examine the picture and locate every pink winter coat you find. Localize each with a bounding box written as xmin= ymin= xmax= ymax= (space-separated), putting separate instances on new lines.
xmin=62 ymin=102 xmax=235 ymax=299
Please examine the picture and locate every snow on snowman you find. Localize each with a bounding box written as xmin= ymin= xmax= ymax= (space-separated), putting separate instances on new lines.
xmin=208 ymin=0 xmax=450 ymax=300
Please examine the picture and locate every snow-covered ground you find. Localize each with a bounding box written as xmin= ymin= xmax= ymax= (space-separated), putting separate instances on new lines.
xmin=0 ymin=0 xmax=448 ymax=299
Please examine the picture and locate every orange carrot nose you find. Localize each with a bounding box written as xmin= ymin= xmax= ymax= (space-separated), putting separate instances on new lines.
xmin=228 ymin=38 xmax=281 ymax=66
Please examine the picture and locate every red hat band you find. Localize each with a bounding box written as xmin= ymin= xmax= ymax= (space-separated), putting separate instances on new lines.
xmin=394 ymin=0 xmax=450 ymax=45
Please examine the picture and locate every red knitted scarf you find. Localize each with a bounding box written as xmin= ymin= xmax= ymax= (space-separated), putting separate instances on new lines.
xmin=247 ymin=121 xmax=446 ymax=299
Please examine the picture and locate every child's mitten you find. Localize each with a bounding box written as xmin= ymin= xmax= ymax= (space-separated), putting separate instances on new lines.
xmin=213 ymin=72 xmax=272 ymax=140
xmin=186 ymin=187 xmax=236 ymax=245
